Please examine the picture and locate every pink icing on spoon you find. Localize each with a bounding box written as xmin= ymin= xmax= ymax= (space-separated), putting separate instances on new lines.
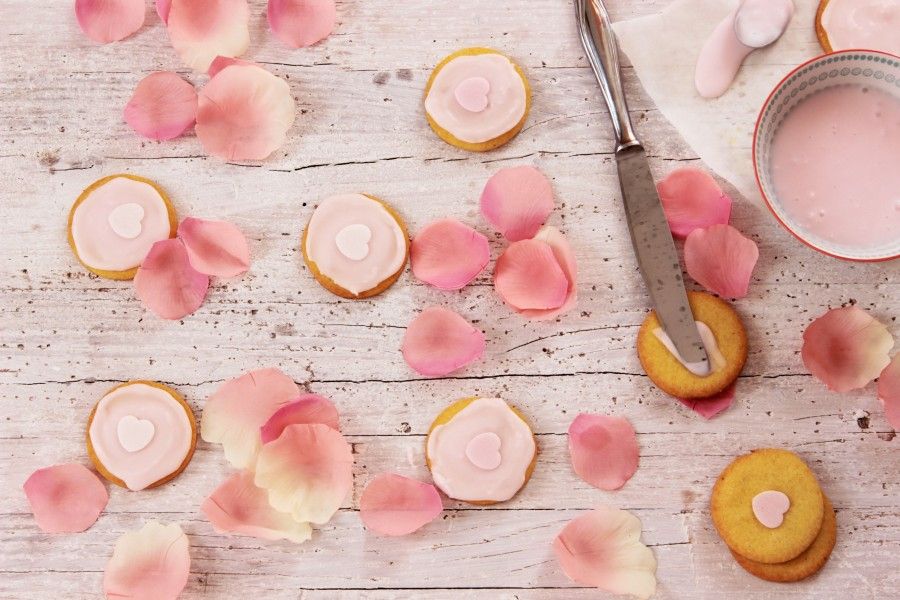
xmin=454 ymin=76 xmax=491 ymax=113
xmin=465 ymin=432 xmax=502 ymax=470
xmin=752 ymin=490 xmax=790 ymax=528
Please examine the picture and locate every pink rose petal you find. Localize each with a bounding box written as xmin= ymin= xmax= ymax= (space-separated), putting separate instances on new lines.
xmin=567 ymin=414 xmax=639 ymax=491
xmin=103 ymin=521 xmax=190 ymax=600
xmin=519 ymin=226 xmax=578 ymax=320
xmin=401 ymin=306 xmax=485 ymax=377
xmin=133 ymin=238 xmax=210 ymax=320
xmin=359 ymin=473 xmax=443 ymax=536
xmin=201 ymin=470 xmax=312 ymax=543
xmin=196 ymin=64 xmax=296 ymax=161
xmin=201 ymin=367 xmax=301 ymax=468
xmin=178 ymin=217 xmax=250 ymax=278
xmin=75 ymin=0 xmax=145 ymax=44
xmin=260 ymin=394 xmax=340 ymax=443
xmin=156 ymin=0 xmax=171 ymax=24
xmin=268 ymin=0 xmax=337 ymax=48
xmin=657 ymin=168 xmax=732 ymax=238
xmin=480 ymin=166 xmax=554 ymax=241
xmin=124 ymin=71 xmax=198 ymax=141
xmin=877 ymin=355 xmax=900 ymax=430
xmin=410 ymin=218 xmax=490 ymax=290
xmin=166 ymin=0 xmax=250 ymax=72
xmin=23 ymin=464 xmax=108 ymax=533
xmin=254 ymin=423 xmax=353 ymax=524
xmin=802 ymin=306 xmax=894 ymax=393
xmin=494 ymin=238 xmax=568 ymax=312
xmin=207 ymin=55 xmax=256 ymax=77
xmin=684 ymin=224 xmax=759 ymax=299
xmin=676 ymin=383 xmax=736 ymax=420
xmin=553 ymin=507 xmax=657 ymax=599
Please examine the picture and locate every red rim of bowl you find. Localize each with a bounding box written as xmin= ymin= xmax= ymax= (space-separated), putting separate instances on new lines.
xmin=752 ymin=49 xmax=900 ymax=262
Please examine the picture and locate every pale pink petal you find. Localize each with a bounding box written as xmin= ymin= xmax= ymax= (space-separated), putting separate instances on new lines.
xmin=178 ymin=217 xmax=250 ymax=278
xmin=494 ymin=239 xmax=568 ymax=312
xmin=401 ymin=307 xmax=485 ymax=376
xmin=75 ymin=0 xmax=145 ymax=44
xmin=410 ymin=218 xmax=490 ymax=290
xmin=684 ymin=224 xmax=759 ymax=299
xmin=359 ymin=473 xmax=442 ymax=536
xmin=802 ymin=306 xmax=894 ymax=393
xmin=133 ymin=238 xmax=209 ymax=320
xmin=553 ymin=507 xmax=657 ymax=599
xmin=23 ymin=464 xmax=108 ymax=533
xmin=156 ymin=0 xmax=171 ymax=24
xmin=877 ymin=356 xmax=900 ymax=430
xmin=480 ymin=166 xmax=554 ymax=241
xmin=196 ymin=64 xmax=296 ymax=161
xmin=124 ymin=72 xmax=198 ymax=141
xmin=268 ymin=0 xmax=337 ymax=48
xmin=167 ymin=0 xmax=250 ymax=72
xmin=254 ymin=423 xmax=353 ymax=524
xmin=676 ymin=383 xmax=736 ymax=420
xmin=657 ymin=168 xmax=732 ymax=238
xmin=260 ymin=394 xmax=340 ymax=443
xmin=519 ymin=226 xmax=578 ymax=320
xmin=567 ymin=414 xmax=639 ymax=491
xmin=201 ymin=368 xmax=301 ymax=469
xmin=201 ymin=470 xmax=312 ymax=543
xmin=207 ymin=55 xmax=256 ymax=77
xmin=103 ymin=521 xmax=190 ymax=600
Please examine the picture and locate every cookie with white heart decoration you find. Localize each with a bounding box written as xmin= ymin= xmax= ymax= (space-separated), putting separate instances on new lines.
xmin=87 ymin=381 xmax=197 ymax=491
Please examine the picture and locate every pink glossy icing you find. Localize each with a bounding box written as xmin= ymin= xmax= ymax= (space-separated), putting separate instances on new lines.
xmin=305 ymin=194 xmax=407 ymax=295
xmin=652 ymin=321 xmax=726 ymax=377
xmin=89 ymin=383 xmax=193 ymax=491
xmin=427 ymin=398 xmax=535 ymax=503
xmin=751 ymin=490 xmax=790 ymax=528
xmin=71 ymin=176 xmax=172 ymax=272
xmin=822 ymin=0 xmax=900 ymax=56
xmin=425 ymin=53 xmax=527 ymax=143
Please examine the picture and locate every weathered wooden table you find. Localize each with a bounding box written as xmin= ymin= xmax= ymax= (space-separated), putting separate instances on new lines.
xmin=1 ymin=1 xmax=897 ymax=598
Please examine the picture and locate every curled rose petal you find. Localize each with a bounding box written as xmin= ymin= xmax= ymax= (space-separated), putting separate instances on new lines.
xmin=207 ymin=55 xmax=256 ymax=77
xmin=178 ymin=217 xmax=250 ymax=278
xmin=684 ymin=224 xmax=759 ymax=299
xmin=23 ymin=464 xmax=108 ymax=533
xmin=260 ymin=394 xmax=340 ymax=443
xmin=802 ymin=306 xmax=894 ymax=393
xmin=133 ymin=238 xmax=209 ymax=320
xmin=268 ymin=0 xmax=337 ymax=48
xmin=877 ymin=356 xmax=900 ymax=430
xmin=519 ymin=226 xmax=577 ymax=320
xmin=201 ymin=367 xmax=300 ymax=469
xmin=359 ymin=473 xmax=443 ymax=536
xmin=201 ymin=470 xmax=312 ymax=543
xmin=75 ymin=0 xmax=145 ymax=44
xmin=676 ymin=383 xmax=736 ymax=420
xmin=553 ymin=507 xmax=657 ymax=599
xmin=254 ymin=423 xmax=353 ymax=524
xmin=103 ymin=521 xmax=190 ymax=600
xmin=657 ymin=168 xmax=732 ymax=238
xmin=494 ymin=239 xmax=567 ymax=313
xmin=480 ymin=166 xmax=554 ymax=241
xmin=402 ymin=307 xmax=485 ymax=376
xmin=167 ymin=0 xmax=250 ymax=72
xmin=567 ymin=414 xmax=639 ymax=491
xmin=156 ymin=0 xmax=171 ymax=24
xmin=410 ymin=218 xmax=490 ymax=290
xmin=196 ymin=64 xmax=296 ymax=161
xmin=124 ymin=72 xmax=198 ymax=141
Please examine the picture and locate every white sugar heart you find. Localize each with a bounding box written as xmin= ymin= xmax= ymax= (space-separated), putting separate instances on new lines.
xmin=335 ymin=224 xmax=372 ymax=261
xmin=116 ymin=415 xmax=155 ymax=453
xmin=454 ymin=76 xmax=491 ymax=113
xmin=107 ymin=202 xmax=145 ymax=239
xmin=465 ymin=431 xmax=502 ymax=471
xmin=752 ymin=490 xmax=790 ymax=528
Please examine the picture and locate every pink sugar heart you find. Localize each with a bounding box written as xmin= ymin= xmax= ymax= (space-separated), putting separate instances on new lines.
xmin=454 ymin=76 xmax=490 ymax=112
xmin=465 ymin=431 xmax=502 ymax=471
xmin=751 ymin=490 xmax=790 ymax=528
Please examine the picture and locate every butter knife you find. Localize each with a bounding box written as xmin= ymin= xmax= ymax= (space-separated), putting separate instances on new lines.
xmin=576 ymin=0 xmax=710 ymax=375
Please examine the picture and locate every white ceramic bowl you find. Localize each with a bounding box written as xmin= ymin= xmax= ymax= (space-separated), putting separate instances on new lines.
xmin=753 ymin=50 xmax=900 ymax=262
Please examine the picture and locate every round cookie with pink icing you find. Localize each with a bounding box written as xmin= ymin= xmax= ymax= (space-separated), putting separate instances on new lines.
xmin=424 ymin=47 xmax=532 ymax=152
xmin=68 ymin=174 xmax=178 ymax=280
xmin=302 ymin=193 xmax=409 ymax=299
xmin=426 ymin=397 xmax=537 ymax=505
xmin=87 ymin=381 xmax=197 ymax=491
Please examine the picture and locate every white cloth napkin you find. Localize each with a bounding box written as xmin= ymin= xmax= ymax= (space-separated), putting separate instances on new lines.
xmin=613 ymin=0 xmax=822 ymax=204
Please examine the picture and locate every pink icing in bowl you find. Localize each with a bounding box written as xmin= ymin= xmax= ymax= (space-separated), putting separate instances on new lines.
xmin=753 ymin=50 xmax=900 ymax=262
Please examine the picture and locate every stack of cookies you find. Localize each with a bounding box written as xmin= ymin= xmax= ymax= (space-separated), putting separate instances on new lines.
xmin=711 ymin=448 xmax=837 ymax=582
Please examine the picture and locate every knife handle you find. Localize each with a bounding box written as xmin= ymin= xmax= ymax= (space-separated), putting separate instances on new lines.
xmin=577 ymin=0 xmax=640 ymax=152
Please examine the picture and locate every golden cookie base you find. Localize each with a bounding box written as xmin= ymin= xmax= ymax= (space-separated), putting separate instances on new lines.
xmin=814 ymin=0 xmax=835 ymax=54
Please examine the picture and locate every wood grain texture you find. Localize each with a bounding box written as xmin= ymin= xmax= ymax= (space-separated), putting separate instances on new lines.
xmin=1 ymin=0 xmax=897 ymax=598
